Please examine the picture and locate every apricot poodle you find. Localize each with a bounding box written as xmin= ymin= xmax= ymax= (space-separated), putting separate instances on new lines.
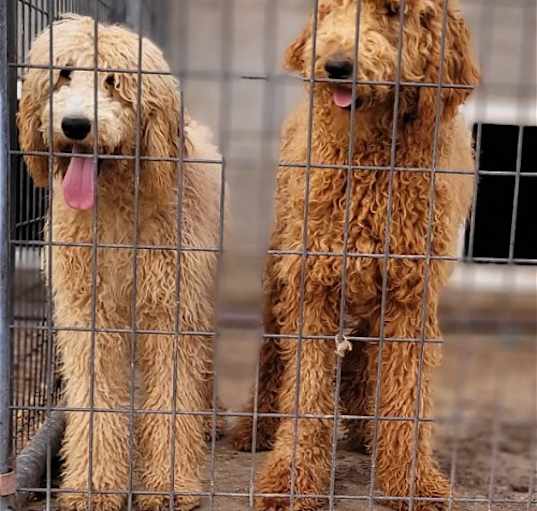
xmin=18 ymin=15 xmax=223 ymax=511
xmin=232 ymin=1 xmax=479 ymax=510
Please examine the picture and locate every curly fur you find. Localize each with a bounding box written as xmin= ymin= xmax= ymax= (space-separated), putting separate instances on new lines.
xmin=18 ymin=15 xmax=223 ymax=511
xmin=231 ymin=1 xmax=479 ymax=510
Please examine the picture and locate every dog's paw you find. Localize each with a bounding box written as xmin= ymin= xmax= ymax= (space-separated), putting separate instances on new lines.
xmin=412 ymin=477 xmax=454 ymax=511
xmin=383 ymin=499 xmax=455 ymax=511
xmin=174 ymin=495 xmax=202 ymax=511
xmin=380 ymin=477 xmax=455 ymax=511
xmin=205 ymin=414 xmax=226 ymax=443
xmin=254 ymin=455 xmax=325 ymax=511
xmin=255 ymin=496 xmax=323 ymax=511
xmin=57 ymin=493 xmax=124 ymax=511
xmin=135 ymin=495 xmax=167 ymax=511
xmin=135 ymin=494 xmax=201 ymax=511
xmin=230 ymin=418 xmax=275 ymax=452
xmin=230 ymin=418 xmax=254 ymax=452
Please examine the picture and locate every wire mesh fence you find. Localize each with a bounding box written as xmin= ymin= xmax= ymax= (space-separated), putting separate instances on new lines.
xmin=0 ymin=1 xmax=535 ymax=511
xmin=7 ymin=0 xmax=120 ymax=459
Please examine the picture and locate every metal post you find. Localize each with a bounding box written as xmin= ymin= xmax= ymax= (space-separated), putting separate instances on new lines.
xmin=0 ymin=0 xmax=14 ymax=509
xmin=108 ymin=0 xmax=128 ymax=23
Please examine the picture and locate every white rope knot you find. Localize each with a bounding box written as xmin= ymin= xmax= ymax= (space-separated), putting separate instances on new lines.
xmin=335 ymin=334 xmax=352 ymax=357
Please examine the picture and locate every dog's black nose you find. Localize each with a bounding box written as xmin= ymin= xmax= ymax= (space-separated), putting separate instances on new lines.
xmin=325 ymin=57 xmax=353 ymax=79
xmin=61 ymin=117 xmax=91 ymax=140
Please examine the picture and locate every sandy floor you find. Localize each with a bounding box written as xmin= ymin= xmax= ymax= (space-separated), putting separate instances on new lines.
xmin=196 ymin=332 xmax=536 ymax=511
xmin=16 ymin=331 xmax=536 ymax=511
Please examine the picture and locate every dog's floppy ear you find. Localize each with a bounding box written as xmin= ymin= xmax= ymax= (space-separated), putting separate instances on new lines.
xmin=17 ymin=71 xmax=50 ymax=187
xmin=118 ymin=69 xmax=183 ymax=198
xmin=284 ymin=2 xmax=334 ymax=73
xmin=284 ymin=22 xmax=312 ymax=73
xmin=140 ymin=74 xmax=182 ymax=198
xmin=417 ymin=0 xmax=480 ymax=128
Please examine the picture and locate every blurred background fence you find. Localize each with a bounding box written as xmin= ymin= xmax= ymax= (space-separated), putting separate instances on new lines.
xmin=112 ymin=0 xmax=537 ymax=333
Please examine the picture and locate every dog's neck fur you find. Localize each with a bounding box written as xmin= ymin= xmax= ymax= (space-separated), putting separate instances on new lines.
xmin=310 ymin=100 xmax=452 ymax=169
xmin=52 ymin=156 xmax=178 ymax=241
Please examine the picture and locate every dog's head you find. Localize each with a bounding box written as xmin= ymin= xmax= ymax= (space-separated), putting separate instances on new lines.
xmin=285 ymin=0 xmax=479 ymax=125
xmin=18 ymin=15 xmax=182 ymax=209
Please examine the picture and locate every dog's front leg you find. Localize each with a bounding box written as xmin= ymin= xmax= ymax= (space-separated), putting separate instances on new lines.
xmin=255 ymin=285 xmax=339 ymax=511
xmin=136 ymin=333 xmax=210 ymax=511
xmin=366 ymin=299 xmax=451 ymax=511
xmin=58 ymin=331 xmax=131 ymax=511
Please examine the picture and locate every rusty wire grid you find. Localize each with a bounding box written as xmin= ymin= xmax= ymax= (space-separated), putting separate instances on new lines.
xmin=1 ymin=1 xmax=536 ymax=511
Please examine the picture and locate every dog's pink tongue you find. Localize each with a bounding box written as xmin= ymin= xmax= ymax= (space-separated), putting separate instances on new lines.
xmin=63 ymin=148 xmax=96 ymax=210
xmin=333 ymin=87 xmax=354 ymax=108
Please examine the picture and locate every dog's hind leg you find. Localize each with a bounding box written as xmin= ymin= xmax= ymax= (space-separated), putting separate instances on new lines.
xmin=255 ymin=286 xmax=338 ymax=511
xmin=231 ymin=269 xmax=285 ymax=453
xmin=339 ymin=334 xmax=370 ymax=454
xmin=57 ymin=331 xmax=131 ymax=511
xmin=136 ymin=333 xmax=210 ymax=511
xmin=230 ymin=338 xmax=283 ymax=452
xmin=365 ymin=299 xmax=450 ymax=511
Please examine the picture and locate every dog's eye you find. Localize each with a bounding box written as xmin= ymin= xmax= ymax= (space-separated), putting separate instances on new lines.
xmin=59 ymin=68 xmax=72 ymax=80
xmin=419 ymin=6 xmax=435 ymax=26
xmin=105 ymin=74 xmax=116 ymax=88
xmin=386 ymin=3 xmax=400 ymax=16
xmin=386 ymin=0 xmax=408 ymax=17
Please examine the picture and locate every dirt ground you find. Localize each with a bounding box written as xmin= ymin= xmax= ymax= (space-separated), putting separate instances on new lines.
xmin=16 ymin=331 xmax=535 ymax=511
xmin=198 ymin=331 xmax=537 ymax=511
xmin=14 ymin=265 xmax=536 ymax=510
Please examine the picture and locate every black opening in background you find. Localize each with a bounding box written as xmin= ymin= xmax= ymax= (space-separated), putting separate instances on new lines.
xmin=466 ymin=124 xmax=536 ymax=262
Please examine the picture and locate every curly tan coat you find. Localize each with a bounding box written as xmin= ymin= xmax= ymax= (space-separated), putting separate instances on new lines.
xmin=18 ymin=15 xmax=222 ymax=511
xmin=232 ymin=1 xmax=479 ymax=510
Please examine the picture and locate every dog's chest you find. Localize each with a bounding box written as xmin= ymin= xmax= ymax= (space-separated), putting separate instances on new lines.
xmin=49 ymin=197 xmax=179 ymax=324
xmin=279 ymin=165 xmax=443 ymax=256
xmin=271 ymin=163 xmax=452 ymax=307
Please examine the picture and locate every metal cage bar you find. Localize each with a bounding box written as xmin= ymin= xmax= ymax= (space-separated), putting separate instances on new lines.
xmin=2 ymin=0 xmax=536 ymax=510
xmin=1 ymin=0 xmax=15 ymax=510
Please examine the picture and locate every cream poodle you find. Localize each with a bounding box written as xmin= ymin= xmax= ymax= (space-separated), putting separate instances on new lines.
xmin=18 ymin=15 xmax=222 ymax=511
